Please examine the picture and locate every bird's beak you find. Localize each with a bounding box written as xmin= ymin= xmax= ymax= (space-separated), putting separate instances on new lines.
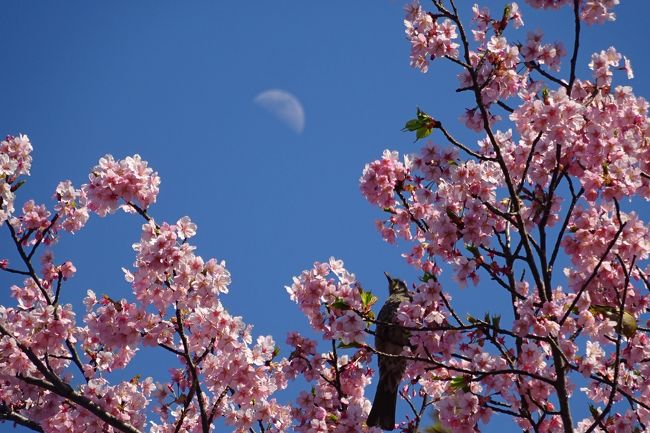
xmin=384 ymin=272 xmax=392 ymax=283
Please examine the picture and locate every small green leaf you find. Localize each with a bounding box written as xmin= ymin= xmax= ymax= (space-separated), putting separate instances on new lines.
xmin=426 ymin=422 xmax=452 ymax=433
xmin=602 ymin=162 xmax=610 ymax=175
xmin=403 ymin=107 xmax=439 ymax=142
xmin=403 ymin=119 xmax=421 ymax=132
xmin=360 ymin=290 xmax=378 ymax=308
xmin=416 ymin=127 xmax=433 ymax=140
xmin=449 ymin=376 xmax=470 ymax=392
xmin=503 ymin=4 xmax=512 ymax=21
xmin=272 ymin=346 xmax=280 ymax=358
xmin=331 ymin=298 xmax=350 ymax=311
xmin=338 ymin=341 xmax=364 ymax=349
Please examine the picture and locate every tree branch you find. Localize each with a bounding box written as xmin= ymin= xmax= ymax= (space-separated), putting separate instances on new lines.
xmin=0 ymin=405 xmax=44 ymax=433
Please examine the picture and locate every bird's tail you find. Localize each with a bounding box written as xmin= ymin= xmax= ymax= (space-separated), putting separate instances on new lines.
xmin=366 ymin=379 xmax=398 ymax=430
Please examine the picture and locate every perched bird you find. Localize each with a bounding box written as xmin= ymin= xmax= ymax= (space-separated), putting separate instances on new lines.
xmin=367 ymin=272 xmax=411 ymax=430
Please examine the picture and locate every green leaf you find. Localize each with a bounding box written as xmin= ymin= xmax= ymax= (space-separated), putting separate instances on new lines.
xmin=403 ymin=119 xmax=421 ymax=132
xmin=416 ymin=127 xmax=433 ymax=140
xmin=503 ymin=4 xmax=512 ymax=21
xmin=449 ymin=376 xmax=470 ymax=392
xmin=331 ymin=298 xmax=350 ymax=311
xmin=426 ymin=422 xmax=452 ymax=433
xmin=424 ymin=409 xmax=451 ymax=433
xmin=360 ymin=290 xmax=378 ymax=308
xmin=338 ymin=341 xmax=364 ymax=349
xmin=403 ymin=107 xmax=439 ymax=142
xmin=272 ymin=346 xmax=280 ymax=358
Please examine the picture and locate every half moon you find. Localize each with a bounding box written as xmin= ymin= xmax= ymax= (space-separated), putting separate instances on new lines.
xmin=254 ymin=89 xmax=305 ymax=134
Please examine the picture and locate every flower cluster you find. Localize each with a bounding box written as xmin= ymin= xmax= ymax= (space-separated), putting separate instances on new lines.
xmin=355 ymin=0 xmax=649 ymax=431
xmin=521 ymin=30 xmax=566 ymax=71
xmin=363 ymin=142 xmax=504 ymax=284
xmin=84 ymin=154 xmax=160 ymax=217
xmin=0 ymin=303 xmax=76 ymax=375
xmin=404 ymin=1 xmax=459 ymax=73
xmin=359 ymin=150 xmax=410 ymax=209
xmin=285 ymin=332 xmax=378 ymax=433
xmin=510 ymin=78 xmax=647 ymax=203
xmin=525 ymin=0 xmax=619 ymax=25
xmin=42 ymin=378 xmax=150 ymax=433
xmin=1 ymin=151 xmax=294 ymax=433
xmin=287 ymin=258 xmax=369 ymax=345
xmin=54 ymin=180 xmax=89 ymax=233
xmin=563 ymin=205 xmax=649 ymax=309
xmin=0 ymin=134 xmax=32 ymax=224
xmin=589 ymin=46 xmax=633 ymax=86
xmin=122 ymin=217 xmax=231 ymax=315
xmin=200 ymin=344 xmax=291 ymax=432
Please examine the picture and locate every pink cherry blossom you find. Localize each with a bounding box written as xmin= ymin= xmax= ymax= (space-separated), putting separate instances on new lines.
xmin=84 ymin=154 xmax=160 ymax=217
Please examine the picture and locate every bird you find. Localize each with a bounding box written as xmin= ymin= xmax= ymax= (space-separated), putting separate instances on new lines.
xmin=367 ymin=272 xmax=411 ymax=430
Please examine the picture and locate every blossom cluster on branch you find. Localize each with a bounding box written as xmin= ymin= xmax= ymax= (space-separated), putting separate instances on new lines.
xmin=352 ymin=0 xmax=649 ymax=432
xmin=1 ymin=145 xmax=292 ymax=433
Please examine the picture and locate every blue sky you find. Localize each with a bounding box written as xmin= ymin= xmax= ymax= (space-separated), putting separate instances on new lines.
xmin=1 ymin=1 xmax=649 ymax=432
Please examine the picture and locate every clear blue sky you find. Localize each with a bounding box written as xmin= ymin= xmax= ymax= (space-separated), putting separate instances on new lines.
xmin=1 ymin=1 xmax=649 ymax=432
